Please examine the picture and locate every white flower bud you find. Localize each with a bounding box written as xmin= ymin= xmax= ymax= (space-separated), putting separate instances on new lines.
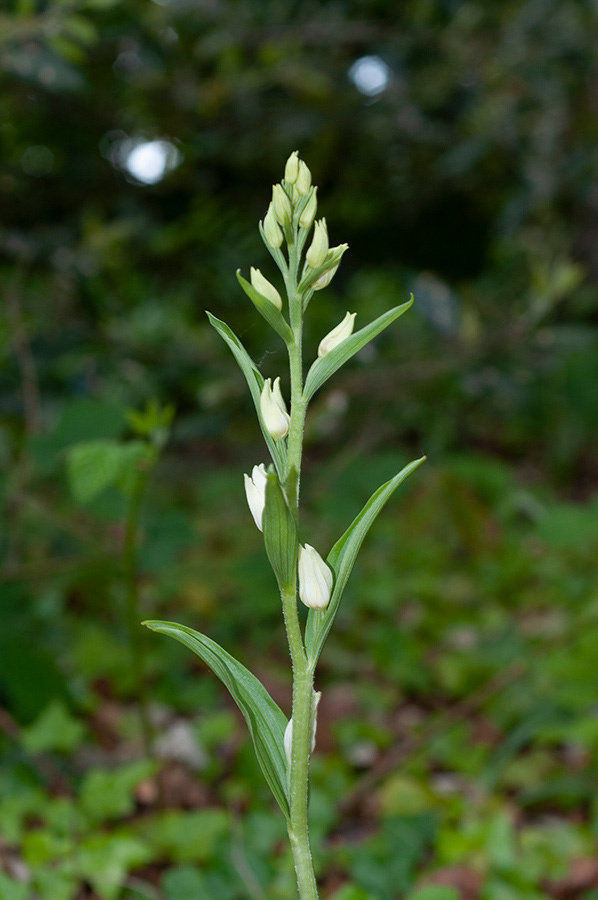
xmin=271 ymin=376 xmax=288 ymax=416
xmin=298 ymin=544 xmax=333 ymax=610
xmin=263 ymin=203 xmax=283 ymax=249
xmin=284 ymin=151 xmax=300 ymax=184
xmin=318 ymin=312 xmax=356 ymax=358
xmin=260 ymin=377 xmax=290 ymax=441
xmin=295 ymin=160 xmax=312 ymax=196
xmin=272 ymin=184 xmax=292 ymax=227
xmin=284 ymin=691 xmax=321 ymax=764
xmin=299 ymin=188 xmax=317 ymax=230
xmin=312 ymin=244 xmax=349 ymax=291
xmin=243 ymin=463 xmax=268 ymax=531
xmin=250 ymin=267 xmax=283 ymax=311
xmin=306 ymin=219 xmax=329 ymax=269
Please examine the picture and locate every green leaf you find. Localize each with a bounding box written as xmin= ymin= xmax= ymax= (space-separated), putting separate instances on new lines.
xmin=0 ymin=871 xmax=30 ymax=900
xmin=143 ymin=620 xmax=290 ymax=816
xmin=137 ymin=810 xmax=229 ymax=864
xmin=236 ymin=270 xmax=294 ymax=344
xmin=305 ymin=457 xmax=426 ymax=667
xmin=406 ymin=888 xmax=460 ymax=900
xmin=78 ymin=832 xmax=151 ymax=900
xmin=20 ymin=701 xmax=86 ymax=754
xmin=162 ymin=865 xmax=209 ymax=899
xmin=80 ymin=760 xmax=158 ymax=823
xmin=262 ymin=469 xmax=298 ymax=590
xmin=66 ymin=439 xmax=124 ymax=502
xmin=66 ymin=439 xmax=153 ymax=502
xmin=303 ymin=296 xmax=414 ymax=402
xmin=206 ymin=312 xmax=286 ymax=477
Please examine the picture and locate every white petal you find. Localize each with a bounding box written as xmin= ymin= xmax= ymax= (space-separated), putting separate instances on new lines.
xmin=244 ymin=473 xmax=264 ymax=531
xmin=318 ymin=312 xmax=356 ymax=357
xmin=298 ymin=544 xmax=333 ymax=609
xmin=284 ymin=718 xmax=293 ymax=764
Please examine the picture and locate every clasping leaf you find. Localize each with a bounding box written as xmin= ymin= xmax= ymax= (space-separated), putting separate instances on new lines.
xmin=304 ymin=456 xmax=425 ymax=668
xmin=206 ymin=312 xmax=287 ymax=477
xmin=143 ymin=620 xmax=290 ymax=817
xmin=303 ymin=296 xmax=414 ymax=403
xmin=236 ymin=270 xmax=294 ymax=345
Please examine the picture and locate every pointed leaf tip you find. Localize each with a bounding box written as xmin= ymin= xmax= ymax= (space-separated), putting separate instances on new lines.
xmin=305 ymin=456 xmax=426 ymax=667
xmin=303 ymin=298 xmax=414 ymax=402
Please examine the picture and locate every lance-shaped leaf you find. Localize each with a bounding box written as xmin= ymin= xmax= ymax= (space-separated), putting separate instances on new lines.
xmin=303 ymin=296 xmax=414 ymax=403
xmin=143 ymin=620 xmax=290 ymax=817
xmin=206 ymin=312 xmax=286 ymax=477
xmin=236 ymin=271 xmax=294 ymax=345
xmin=262 ymin=469 xmax=298 ymax=591
xmin=305 ymin=456 xmax=426 ymax=668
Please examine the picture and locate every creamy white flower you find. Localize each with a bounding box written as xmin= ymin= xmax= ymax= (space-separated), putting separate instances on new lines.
xmin=250 ymin=267 xmax=282 ymax=310
xmin=263 ymin=202 xmax=283 ymax=249
xmin=298 ymin=544 xmax=333 ymax=610
xmin=299 ymin=188 xmax=317 ymax=230
xmin=260 ymin=377 xmax=290 ymax=440
xmin=284 ymin=691 xmax=321 ymax=764
xmin=243 ymin=463 xmax=268 ymax=531
xmin=295 ymin=160 xmax=311 ymax=196
xmin=306 ymin=219 xmax=329 ymax=269
xmin=312 ymin=244 xmax=349 ymax=291
xmin=272 ymin=184 xmax=292 ymax=227
xmin=318 ymin=312 xmax=356 ymax=358
xmin=284 ymin=150 xmax=299 ymax=184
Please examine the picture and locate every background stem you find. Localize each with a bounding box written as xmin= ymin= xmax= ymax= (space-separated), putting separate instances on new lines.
xmin=123 ymin=463 xmax=153 ymax=756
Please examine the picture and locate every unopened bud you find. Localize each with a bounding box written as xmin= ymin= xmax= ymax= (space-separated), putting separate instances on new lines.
xmin=243 ymin=463 xmax=267 ymax=530
xmin=298 ymin=544 xmax=333 ymax=610
xmin=284 ymin=151 xmax=300 ymax=184
xmin=295 ymin=160 xmax=311 ymax=196
xmin=263 ymin=203 xmax=283 ymax=249
xmin=284 ymin=691 xmax=321 ymax=764
xmin=306 ymin=219 xmax=329 ymax=269
xmin=312 ymin=244 xmax=349 ymax=291
xmin=272 ymin=184 xmax=292 ymax=227
xmin=318 ymin=312 xmax=356 ymax=357
xmin=260 ymin=377 xmax=290 ymax=441
xmin=299 ymin=189 xmax=317 ymax=230
xmin=250 ymin=267 xmax=283 ymax=311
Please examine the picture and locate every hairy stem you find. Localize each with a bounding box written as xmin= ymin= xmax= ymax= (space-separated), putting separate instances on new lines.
xmin=282 ymin=226 xmax=319 ymax=899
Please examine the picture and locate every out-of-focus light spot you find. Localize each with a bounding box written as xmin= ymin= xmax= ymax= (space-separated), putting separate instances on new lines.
xmin=125 ymin=141 xmax=178 ymax=184
xmin=348 ymin=55 xmax=390 ymax=97
xmin=101 ymin=133 xmax=182 ymax=184
xmin=21 ymin=145 xmax=54 ymax=176
xmin=105 ymin=137 xmax=179 ymax=185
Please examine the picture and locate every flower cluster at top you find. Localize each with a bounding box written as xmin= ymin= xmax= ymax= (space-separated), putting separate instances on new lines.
xmin=239 ymin=151 xmax=360 ymax=613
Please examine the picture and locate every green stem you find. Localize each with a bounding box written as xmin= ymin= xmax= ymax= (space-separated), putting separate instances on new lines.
xmin=123 ymin=463 xmax=153 ymax=755
xmin=281 ymin=224 xmax=319 ymax=900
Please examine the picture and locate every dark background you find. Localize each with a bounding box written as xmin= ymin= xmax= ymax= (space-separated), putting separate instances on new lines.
xmin=1 ymin=2 xmax=598 ymax=898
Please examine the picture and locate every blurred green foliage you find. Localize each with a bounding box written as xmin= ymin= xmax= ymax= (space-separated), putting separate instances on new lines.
xmin=1 ymin=0 xmax=598 ymax=897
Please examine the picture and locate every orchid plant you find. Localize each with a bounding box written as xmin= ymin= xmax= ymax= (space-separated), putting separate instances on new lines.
xmin=144 ymin=153 xmax=425 ymax=898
